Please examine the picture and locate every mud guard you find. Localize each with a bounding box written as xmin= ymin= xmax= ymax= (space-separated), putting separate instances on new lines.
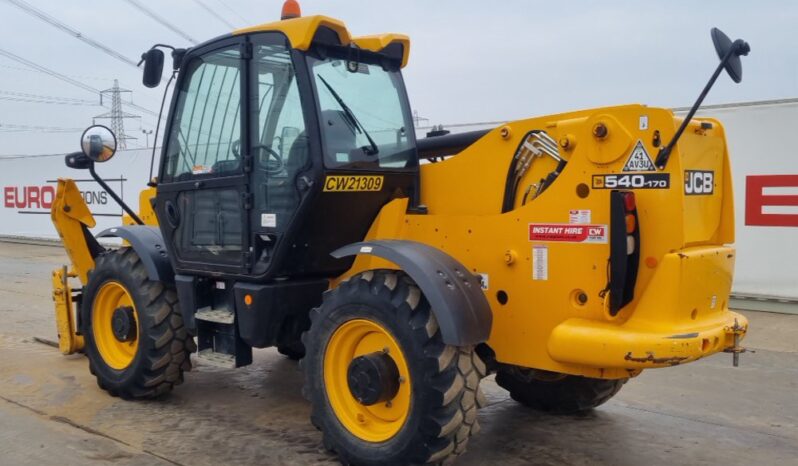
xmin=332 ymin=240 xmax=492 ymax=347
xmin=96 ymin=226 xmax=174 ymax=283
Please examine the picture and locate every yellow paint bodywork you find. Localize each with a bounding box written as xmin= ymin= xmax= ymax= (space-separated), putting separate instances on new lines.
xmin=234 ymin=15 xmax=410 ymax=68
xmin=51 ymin=179 xmax=96 ymax=285
xmin=51 ymin=266 xmax=83 ymax=355
xmin=50 ymin=179 xmax=97 ymax=354
xmin=340 ymin=104 xmax=746 ymax=379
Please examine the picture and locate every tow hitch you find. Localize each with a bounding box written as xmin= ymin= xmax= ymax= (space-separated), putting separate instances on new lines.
xmin=724 ymin=318 xmax=747 ymax=367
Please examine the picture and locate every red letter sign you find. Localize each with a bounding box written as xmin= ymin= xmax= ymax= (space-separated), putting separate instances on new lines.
xmin=3 ymin=187 xmax=13 ymax=208
xmin=745 ymin=175 xmax=798 ymax=227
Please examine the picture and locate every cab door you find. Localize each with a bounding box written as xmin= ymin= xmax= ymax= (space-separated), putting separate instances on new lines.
xmin=156 ymin=37 xmax=250 ymax=275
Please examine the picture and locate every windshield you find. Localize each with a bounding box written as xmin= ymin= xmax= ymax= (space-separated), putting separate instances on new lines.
xmin=308 ymin=53 xmax=416 ymax=169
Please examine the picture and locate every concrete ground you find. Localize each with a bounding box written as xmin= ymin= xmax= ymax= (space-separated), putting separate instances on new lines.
xmin=0 ymin=241 xmax=796 ymax=466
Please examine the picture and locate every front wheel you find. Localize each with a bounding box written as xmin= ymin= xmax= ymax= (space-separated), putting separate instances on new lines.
xmin=301 ymin=270 xmax=486 ymax=465
xmin=81 ymin=248 xmax=196 ymax=399
xmin=496 ymin=366 xmax=626 ymax=414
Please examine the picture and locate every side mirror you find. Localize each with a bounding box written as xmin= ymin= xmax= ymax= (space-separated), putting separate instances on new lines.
xmin=81 ymin=125 xmax=117 ymax=163
xmin=711 ymin=27 xmax=750 ymax=83
xmin=141 ymin=48 xmax=165 ymax=88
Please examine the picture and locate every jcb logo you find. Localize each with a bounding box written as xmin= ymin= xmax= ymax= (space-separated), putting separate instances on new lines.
xmin=684 ymin=170 xmax=714 ymax=195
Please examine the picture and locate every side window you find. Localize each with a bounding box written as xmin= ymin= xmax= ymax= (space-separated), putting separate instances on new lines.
xmin=251 ymin=39 xmax=308 ymax=233
xmin=165 ymin=47 xmax=242 ymax=180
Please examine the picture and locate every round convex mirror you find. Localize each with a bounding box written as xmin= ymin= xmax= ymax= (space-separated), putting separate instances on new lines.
xmin=81 ymin=125 xmax=117 ymax=162
xmin=711 ymin=27 xmax=744 ymax=83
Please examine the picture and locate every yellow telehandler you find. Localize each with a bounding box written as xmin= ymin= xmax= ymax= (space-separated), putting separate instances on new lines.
xmin=50 ymin=2 xmax=750 ymax=464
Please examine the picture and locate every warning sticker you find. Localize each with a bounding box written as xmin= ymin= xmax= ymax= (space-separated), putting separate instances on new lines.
xmin=639 ymin=115 xmax=649 ymax=130
xmin=622 ymin=140 xmax=656 ymax=172
xmin=529 ymin=223 xmax=608 ymax=244
xmin=261 ymin=213 xmax=276 ymax=228
xmin=569 ymin=209 xmax=591 ymax=224
xmin=532 ymin=245 xmax=548 ymax=280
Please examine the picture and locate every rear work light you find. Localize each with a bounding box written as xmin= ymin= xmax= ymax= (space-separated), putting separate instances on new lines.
xmin=605 ymin=191 xmax=640 ymax=316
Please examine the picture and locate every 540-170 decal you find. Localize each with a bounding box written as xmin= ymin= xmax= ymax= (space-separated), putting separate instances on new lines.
xmin=592 ymin=173 xmax=670 ymax=189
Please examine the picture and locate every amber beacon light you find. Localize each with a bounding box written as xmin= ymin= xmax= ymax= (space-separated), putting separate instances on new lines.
xmin=281 ymin=0 xmax=301 ymax=20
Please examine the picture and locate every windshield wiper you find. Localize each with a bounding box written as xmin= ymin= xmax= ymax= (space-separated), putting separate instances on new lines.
xmin=317 ymin=74 xmax=379 ymax=156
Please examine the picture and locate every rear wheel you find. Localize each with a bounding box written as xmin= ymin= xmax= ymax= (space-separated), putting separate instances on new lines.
xmin=301 ymin=270 xmax=486 ymax=465
xmin=496 ymin=365 xmax=626 ymax=414
xmin=81 ymin=248 xmax=195 ymax=399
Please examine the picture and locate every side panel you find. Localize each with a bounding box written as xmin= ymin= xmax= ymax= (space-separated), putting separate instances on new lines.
xmin=233 ymin=279 xmax=328 ymax=348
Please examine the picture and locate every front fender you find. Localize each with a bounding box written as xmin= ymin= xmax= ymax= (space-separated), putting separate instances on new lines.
xmin=96 ymin=226 xmax=174 ymax=283
xmin=332 ymin=240 xmax=492 ymax=347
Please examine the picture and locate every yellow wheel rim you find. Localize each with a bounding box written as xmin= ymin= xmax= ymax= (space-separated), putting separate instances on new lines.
xmin=92 ymin=281 xmax=139 ymax=370
xmin=323 ymin=318 xmax=412 ymax=442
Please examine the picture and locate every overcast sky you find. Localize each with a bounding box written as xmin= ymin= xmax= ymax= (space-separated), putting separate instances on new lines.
xmin=0 ymin=0 xmax=794 ymax=155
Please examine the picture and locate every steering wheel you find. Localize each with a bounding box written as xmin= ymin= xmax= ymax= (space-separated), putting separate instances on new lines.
xmin=231 ymin=139 xmax=242 ymax=159
xmin=230 ymin=141 xmax=284 ymax=175
xmin=253 ymin=144 xmax=284 ymax=175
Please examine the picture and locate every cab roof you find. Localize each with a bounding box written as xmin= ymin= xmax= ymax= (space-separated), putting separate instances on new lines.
xmin=233 ymin=15 xmax=410 ymax=68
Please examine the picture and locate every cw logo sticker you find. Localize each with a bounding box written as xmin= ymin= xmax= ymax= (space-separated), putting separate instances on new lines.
xmin=323 ymin=175 xmax=384 ymax=192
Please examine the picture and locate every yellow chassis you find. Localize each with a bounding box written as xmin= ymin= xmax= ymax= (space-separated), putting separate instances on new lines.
xmin=339 ymin=105 xmax=748 ymax=379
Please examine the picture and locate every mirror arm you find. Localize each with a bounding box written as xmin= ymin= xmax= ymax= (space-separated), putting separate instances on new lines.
xmin=88 ymin=163 xmax=144 ymax=225
xmin=655 ymin=45 xmax=735 ymax=170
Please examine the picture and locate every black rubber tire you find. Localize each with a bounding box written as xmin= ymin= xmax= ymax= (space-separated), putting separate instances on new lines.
xmin=301 ymin=270 xmax=486 ymax=465
xmin=495 ymin=366 xmax=626 ymax=414
xmin=81 ymin=248 xmax=196 ymax=400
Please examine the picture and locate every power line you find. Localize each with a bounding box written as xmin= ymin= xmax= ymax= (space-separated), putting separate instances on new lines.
xmin=0 ymin=62 xmax=113 ymax=82
xmin=0 ymin=90 xmax=98 ymax=105
xmin=0 ymin=47 xmax=157 ymax=118
xmin=122 ymin=0 xmax=198 ymax=45
xmin=0 ymin=146 xmax=161 ymax=159
xmin=0 ymin=123 xmax=84 ymax=133
xmin=191 ymin=0 xmax=237 ymax=28
xmin=3 ymin=0 xmax=140 ymax=68
xmin=215 ymin=0 xmax=247 ymax=24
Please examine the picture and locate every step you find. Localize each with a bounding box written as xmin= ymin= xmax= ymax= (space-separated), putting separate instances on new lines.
xmin=196 ymin=349 xmax=237 ymax=369
xmin=195 ymin=307 xmax=235 ymax=324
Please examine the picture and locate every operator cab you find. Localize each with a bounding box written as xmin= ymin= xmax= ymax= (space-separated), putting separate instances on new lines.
xmin=151 ymin=14 xmax=418 ymax=281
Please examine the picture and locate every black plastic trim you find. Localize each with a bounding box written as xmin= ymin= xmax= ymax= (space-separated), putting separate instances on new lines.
xmin=96 ymin=226 xmax=174 ymax=283
xmin=416 ymin=129 xmax=489 ymax=160
xmin=331 ymin=240 xmax=492 ymax=346
xmin=174 ymin=274 xmax=197 ymax=332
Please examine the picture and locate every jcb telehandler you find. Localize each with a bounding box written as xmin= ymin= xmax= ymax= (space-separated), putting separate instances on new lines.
xmin=50 ymin=2 xmax=751 ymax=464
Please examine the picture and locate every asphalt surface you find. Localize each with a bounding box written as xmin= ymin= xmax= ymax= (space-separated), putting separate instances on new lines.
xmin=0 ymin=241 xmax=796 ymax=466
